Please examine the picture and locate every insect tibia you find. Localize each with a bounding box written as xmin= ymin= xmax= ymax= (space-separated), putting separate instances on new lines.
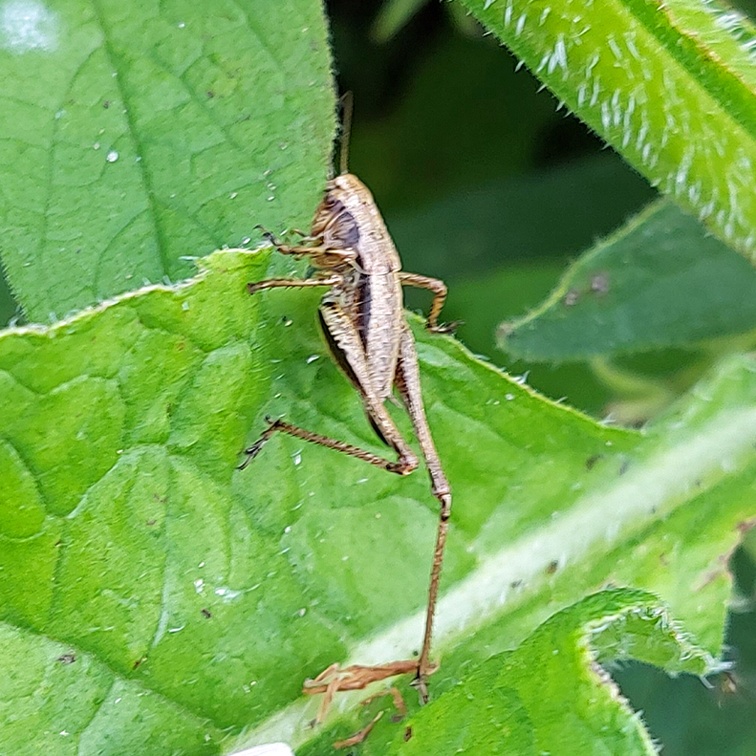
xmin=247 ymin=274 xmax=342 ymax=296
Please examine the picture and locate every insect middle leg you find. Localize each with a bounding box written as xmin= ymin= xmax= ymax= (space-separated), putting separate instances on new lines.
xmin=239 ymin=416 xmax=417 ymax=474
xmin=247 ymin=274 xmax=341 ymax=296
xmin=240 ymin=307 xmax=419 ymax=475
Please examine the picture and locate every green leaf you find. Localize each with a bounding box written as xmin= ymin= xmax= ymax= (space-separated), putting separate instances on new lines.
xmin=460 ymin=0 xmax=756 ymax=263
xmin=378 ymin=589 xmax=711 ymax=755
xmin=0 ymin=0 xmax=335 ymax=322
xmin=1 ymin=248 xmax=753 ymax=753
xmin=499 ymin=199 xmax=756 ymax=362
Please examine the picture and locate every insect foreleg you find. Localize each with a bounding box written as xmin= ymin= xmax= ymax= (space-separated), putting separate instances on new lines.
xmin=398 ymin=272 xmax=456 ymax=333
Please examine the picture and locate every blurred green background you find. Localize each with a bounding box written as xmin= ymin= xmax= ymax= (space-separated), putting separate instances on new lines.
xmin=1 ymin=1 xmax=754 ymax=752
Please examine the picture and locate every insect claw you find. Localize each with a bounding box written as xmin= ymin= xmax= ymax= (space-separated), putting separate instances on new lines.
xmin=236 ymin=451 xmax=255 ymax=471
xmin=240 ymin=441 xmax=265 ymax=465
xmin=254 ymin=224 xmax=282 ymax=246
xmin=428 ymin=320 xmax=461 ymax=335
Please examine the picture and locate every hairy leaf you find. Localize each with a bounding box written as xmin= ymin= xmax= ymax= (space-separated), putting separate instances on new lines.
xmin=500 ymin=199 xmax=756 ymax=361
xmin=0 ymin=0 xmax=334 ymax=321
xmin=461 ymin=0 xmax=756 ymax=263
xmin=374 ymin=590 xmax=711 ymax=755
xmin=1 ymin=249 xmax=753 ymax=753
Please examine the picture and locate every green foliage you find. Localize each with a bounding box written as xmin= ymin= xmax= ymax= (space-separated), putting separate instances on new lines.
xmin=0 ymin=1 xmax=755 ymax=754
xmin=461 ymin=0 xmax=756 ymax=262
xmin=500 ymin=200 xmax=756 ymax=361
xmin=376 ymin=590 xmax=711 ymax=755
xmin=2 ymin=247 xmax=755 ymax=753
xmin=0 ymin=0 xmax=334 ymax=322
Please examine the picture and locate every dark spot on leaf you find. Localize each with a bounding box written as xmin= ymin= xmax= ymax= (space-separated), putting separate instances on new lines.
xmin=201 ymin=608 xmax=212 ymax=619
xmin=585 ymin=454 xmax=602 ymax=470
xmin=57 ymin=653 xmax=76 ymax=664
xmin=404 ymin=726 xmax=413 ymax=742
xmin=206 ymin=90 xmax=215 ymax=98
xmin=103 ymin=100 xmax=110 ymax=109
xmin=132 ymin=656 xmax=147 ymax=670
xmin=546 ymin=560 xmax=558 ymax=574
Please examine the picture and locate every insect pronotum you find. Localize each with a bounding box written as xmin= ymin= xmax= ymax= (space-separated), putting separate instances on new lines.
xmin=241 ymin=128 xmax=454 ymax=713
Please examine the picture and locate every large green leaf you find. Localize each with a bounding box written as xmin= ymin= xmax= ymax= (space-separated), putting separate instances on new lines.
xmin=2 ymin=3 xmax=755 ymax=751
xmin=499 ymin=199 xmax=756 ymax=362
xmin=1 ymin=248 xmax=753 ymax=753
xmin=0 ymin=0 xmax=334 ymax=322
xmin=461 ymin=0 xmax=756 ymax=263
xmin=362 ymin=589 xmax=712 ymax=755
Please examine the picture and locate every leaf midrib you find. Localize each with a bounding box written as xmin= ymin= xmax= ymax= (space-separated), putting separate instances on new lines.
xmin=238 ymin=378 xmax=756 ymax=750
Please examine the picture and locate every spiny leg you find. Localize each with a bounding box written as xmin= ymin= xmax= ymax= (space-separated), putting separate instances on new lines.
xmin=242 ymin=300 xmax=419 ymax=474
xmin=255 ymin=226 xmax=358 ymax=268
xmin=255 ymin=224 xmax=315 ymax=248
xmin=399 ymin=272 xmax=458 ymax=333
xmin=239 ymin=416 xmax=415 ymax=474
xmin=394 ymin=324 xmax=452 ymax=698
xmin=247 ymin=274 xmax=342 ymax=295
xmin=333 ymin=712 xmax=384 ymax=750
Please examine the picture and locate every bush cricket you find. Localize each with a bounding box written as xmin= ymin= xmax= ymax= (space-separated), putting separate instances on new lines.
xmin=241 ymin=163 xmax=453 ymax=715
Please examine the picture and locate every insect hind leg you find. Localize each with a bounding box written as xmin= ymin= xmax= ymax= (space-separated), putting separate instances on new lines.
xmin=394 ymin=324 xmax=452 ymax=696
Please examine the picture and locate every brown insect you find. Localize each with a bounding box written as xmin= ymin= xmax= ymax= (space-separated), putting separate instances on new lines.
xmin=241 ymin=143 xmax=453 ymax=716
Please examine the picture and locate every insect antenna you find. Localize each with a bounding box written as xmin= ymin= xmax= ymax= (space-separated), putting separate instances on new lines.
xmin=338 ymin=90 xmax=354 ymax=176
